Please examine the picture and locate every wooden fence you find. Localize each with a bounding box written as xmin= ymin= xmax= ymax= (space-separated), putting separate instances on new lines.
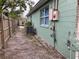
xmin=0 ymin=14 xmax=18 ymax=49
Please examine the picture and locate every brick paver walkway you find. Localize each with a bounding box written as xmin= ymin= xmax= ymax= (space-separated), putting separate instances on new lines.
xmin=0 ymin=26 xmax=65 ymax=59
xmin=4 ymin=27 xmax=54 ymax=59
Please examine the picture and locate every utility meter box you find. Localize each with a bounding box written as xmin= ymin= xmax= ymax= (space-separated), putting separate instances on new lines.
xmin=52 ymin=9 xmax=59 ymax=21
xmin=49 ymin=9 xmax=59 ymax=21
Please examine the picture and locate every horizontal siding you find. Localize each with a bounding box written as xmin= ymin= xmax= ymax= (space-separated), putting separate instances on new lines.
xmin=77 ymin=6 xmax=79 ymax=33
xmin=32 ymin=2 xmax=54 ymax=46
xmin=30 ymin=0 xmax=77 ymax=59
xmin=56 ymin=0 xmax=77 ymax=59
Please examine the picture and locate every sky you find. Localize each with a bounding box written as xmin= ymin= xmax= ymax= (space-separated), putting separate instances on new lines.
xmin=22 ymin=0 xmax=39 ymax=17
xmin=31 ymin=0 xmax=39 ymax=4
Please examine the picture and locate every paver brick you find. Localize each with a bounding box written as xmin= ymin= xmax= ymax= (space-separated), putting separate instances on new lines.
xmin=1 ymin=26 xmax=65 ymax=59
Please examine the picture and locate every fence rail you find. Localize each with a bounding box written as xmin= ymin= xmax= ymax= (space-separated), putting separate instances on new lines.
xmin=0 ymin=15 xmax=18 ymax=49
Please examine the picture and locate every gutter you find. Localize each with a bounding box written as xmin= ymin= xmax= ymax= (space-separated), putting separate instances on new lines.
xmin=27 ymin=0 xmax=51 ymax=17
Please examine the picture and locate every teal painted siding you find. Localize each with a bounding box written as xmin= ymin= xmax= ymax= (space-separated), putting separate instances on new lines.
xmin=57 ymin=0 xmax=77 ymax=59
xmin=28 ymin=0 xmax=77 ymax=59
xmin=31 ymin=2 xmax=54 ymax=46
xmin=32 ymin=10 xmax=54 ymax=46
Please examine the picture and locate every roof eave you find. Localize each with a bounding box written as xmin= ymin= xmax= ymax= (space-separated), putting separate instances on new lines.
xmin=27 ymin=0 xmax=51 ymax=17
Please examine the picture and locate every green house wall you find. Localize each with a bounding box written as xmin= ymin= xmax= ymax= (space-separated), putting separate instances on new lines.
xmin=28 ymin=0 xmax=77 ymax=59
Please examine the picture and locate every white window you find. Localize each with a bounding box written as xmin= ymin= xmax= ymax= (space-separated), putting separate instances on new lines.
xmin=40 ymin=7 xmax=49 ymax=27
xmin=75 ymin=51 xmax=79 ymax=59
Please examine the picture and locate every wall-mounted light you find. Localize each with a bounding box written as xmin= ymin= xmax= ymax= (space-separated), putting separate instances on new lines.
xmin=67 ymin=40 xmax=71 ymax=49
xmin=66 ymin=32 xmax=71 ymax=49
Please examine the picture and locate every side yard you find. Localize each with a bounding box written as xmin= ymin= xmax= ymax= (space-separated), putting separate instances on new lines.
xmin=3 ymin=26 xmax=65 ymax=59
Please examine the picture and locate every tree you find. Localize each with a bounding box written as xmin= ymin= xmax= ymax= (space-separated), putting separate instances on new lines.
xmin=0 ymin=0 xmax=34 ymax=49
xmin=27 ymin=0 xmax=35 ymax=10
xmin=0 ymin=0 xmax=34 ymax=16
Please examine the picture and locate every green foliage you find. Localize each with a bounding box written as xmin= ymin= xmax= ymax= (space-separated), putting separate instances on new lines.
xmin=0 ymin=8 xmax=3 ymax=14
xmin=0 ymin=0 xmax=34 ymax=19
xmin=25 ymin=21 xmax=32 ymax=27
xmin=9 ymin=12 xmax=17 ymax=19
xmin=0 ymin=0 xmax=6 ymax=6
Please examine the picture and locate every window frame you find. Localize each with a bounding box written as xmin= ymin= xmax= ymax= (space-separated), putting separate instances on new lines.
xmin=40 ymin=6 xmax=49 ymax=28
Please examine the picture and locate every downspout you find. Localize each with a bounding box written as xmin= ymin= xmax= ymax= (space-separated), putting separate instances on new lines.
xmin=53 ymin=22 xmax=56 ymax=48
xmin=53 ymin=0 xmax=59 ymax=48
